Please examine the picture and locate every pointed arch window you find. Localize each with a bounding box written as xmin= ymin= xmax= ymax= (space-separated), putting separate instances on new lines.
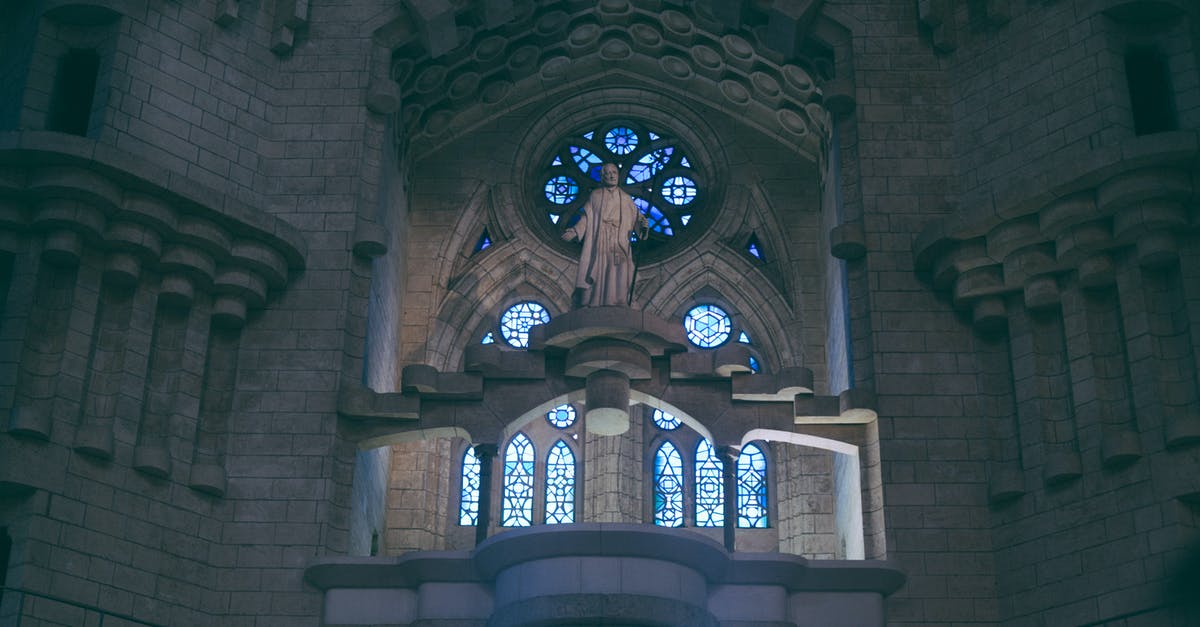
xmin=653 ymin=441 xmax=684 ymax=527
xmin=737 ymin=443 xmax=769 ymax=528
xmin=459 ymin=447 xmax=481 ymax=526
xmin=695 ymin=439 xmax=724 ymax=527
xmin=545 ymin=440 xmax=576 ymax=524
xmin=502 ymin=434 xmax=535 ymax=527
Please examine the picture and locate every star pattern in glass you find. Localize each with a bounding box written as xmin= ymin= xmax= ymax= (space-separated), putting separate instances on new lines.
xmin=684 ymin=304 xmax=731 ymax=348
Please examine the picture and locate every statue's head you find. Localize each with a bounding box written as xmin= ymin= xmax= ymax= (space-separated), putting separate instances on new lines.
xmin=601 ymin=163 xmax=620 ymax=188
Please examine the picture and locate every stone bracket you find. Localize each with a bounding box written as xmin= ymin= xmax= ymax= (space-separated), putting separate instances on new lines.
xmin=731 ymin=366 xmax=815 ymax=401
xmin=338 ymin=381 xmax=420 ymax=420
xmin=401 ymin=365 xmax=483 ymax=399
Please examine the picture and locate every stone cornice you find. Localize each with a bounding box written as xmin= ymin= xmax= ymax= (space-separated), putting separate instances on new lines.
xmin=913 ymin=131 xmax=1200 ymax=332
xmin=0 ymin=131 xmax=307 ymax=325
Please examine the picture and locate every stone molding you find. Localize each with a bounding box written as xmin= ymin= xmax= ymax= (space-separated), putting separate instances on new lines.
xmin=305 ymin=524 xmax=903 ymax=626
xmin=0 ymin=131 xmax=307 ymax=327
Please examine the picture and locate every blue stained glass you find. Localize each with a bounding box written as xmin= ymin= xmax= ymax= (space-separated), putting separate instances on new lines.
xmin=684 ymin=304 xmax=731 ymax=348
xmin=500 ymin=301 xmax=551 ymax=348
xmin=552 ymin=156 xmax=563 ymax=166
xmin=648 ymin=131 xmax=660 ymax=141
xmin=654 ymin=441 xmax=684 ymax=527
xmin=570 ymin=146 xmax=605 ymax=181
xmin=502 ymin=434 xmax=535 ymax=527
xmin=737 ymin=443 xmax=768 ymax=528
xmin=545 ymin=440 xmax=575 ymax=524
xmin=459 ymin=447 xmax=481 ymax=525
xmin=545 ymin=175 xmax=579 ymax=205
xmin=738 ymin=332 xmax=751 ymax=344
xmin=749 ymin=356 xmax=760 ymax=372
xmin=680 ymin=156 xmax=691 ymax=168
xmin=583 ymin=131 xmax=594 ymax=140
xmin=747 ymin=234 xmax=764 ymax=260
xmin=662 ymin=176 xmax=697 ymax=206
xmin=652 ymin=408 xmax=680 ymax=430
xmin=605 ymin=127 xmax=638 ymax=155
xmin=695 ymin=440 xmax=724 ymax=527
xmin=475 ymin=227 xmax=492 ymax=252
xmin=481 ymin=332 xmax=494 ymax=345
xmin=626 ymin=147 xmax=674 ymax=183
xmin=549 ymin=213 xmax=560 ymax=224
xmin=632 ymin=197 xmax=674 ymax=236
xmin=547 ymin=404 xmax=576 ymax=428
xmin=680 ymin=214 xmax=692 ymax=226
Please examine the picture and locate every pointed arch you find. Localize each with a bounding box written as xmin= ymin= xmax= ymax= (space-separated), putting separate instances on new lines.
xmin=501 ymin=432 xmax=536 ymax=527
xmin=544 ymin=440 xmax=576 ymax=524
xmin=653 ymin=440 xmax=684 ymax=527
xmin=695 ymin=439 xmax=724 ymax=528
xmin=644 ymin=256 xmax=799 ymax=371
xmin=737 ymin=442 xmax=769 ymax=528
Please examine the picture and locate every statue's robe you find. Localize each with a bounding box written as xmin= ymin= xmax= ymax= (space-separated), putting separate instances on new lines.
xmin=567 ymin=186 xmax=645 ymax=307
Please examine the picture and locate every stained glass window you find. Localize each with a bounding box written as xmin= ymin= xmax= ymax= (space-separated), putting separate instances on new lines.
xmin=654 ymin=441 xmax=684 ymax=527
xmin=537 ymin=121 xmax=705 ymax=263
xmin=569 ymin=146 xmax=604 ymax=181
xmin=627 ymin=147 xmax=673 ymax=183
xmin=632 ymin=197 xmax=674 ymax=236
xmin=545 ymin=440 xmax=575 ymax=524
xmin=684 ymin=304 xmax=731 ymax=348
xmin=547 ymin=404 xmax=576 ymax=429
xmin=474 ymin=227 xmax=492 ymax=252
xmin=738 ymin=331 xmax=751 ymax=344
xmin=695 ymin=439 xmax=724 ymax=527
xmin=502 ymin=434 xmax=535 ymax=527
xmin=652 ymin=408 xmax=680 ymax=430
xmin=459 ymin=447 xmax=481 ymax=525
xmin=662 ymin=176 xmax=697 ymax=206
xmin=500 ymin=301 xmax=550 ymax=348
xmin=605 ymin=126 xmax=638 ymax=155
xmin=545 ymin=175 xmax=579 ymax=205
xmin=737 ymin=443 xmax=768 ymax=528
xmin=749 ymin=356 xmax=760 ymax=373
xmin=481 ymin=332 xmax=494 ymax=345
xmin=747 ymin=234 xmax=764 ymax=260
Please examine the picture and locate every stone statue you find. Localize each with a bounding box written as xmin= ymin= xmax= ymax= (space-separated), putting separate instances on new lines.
xmin=562 ymin=163 xmax=649 ymax=307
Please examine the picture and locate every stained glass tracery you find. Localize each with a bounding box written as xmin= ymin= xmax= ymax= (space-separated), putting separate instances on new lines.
xmin=545 ymin=440 xmax=575 ymax=524
xmin=538 ymin=122 xmax=704 ymax=262
xmin=652 ymin=408 xmax=680 ymax=430
xmin=695 ymin=439 xmax=724 ymax=527
xmin=459 ymin=447 xmax=481 ymax=526
xmin=737 ymin=443 xmax=768 ymax=528
xmin=500 ymin=301 xmax=551 ymax=348
xmin=502 ymin=434 xmax=535 ymax=527
xmin=654 ymin=441 xmax=684 ymax=527
xmin=547 ymin=404 xmax=576 ymax=428
xmin=685 ymin=304 xmax=731 ymax=348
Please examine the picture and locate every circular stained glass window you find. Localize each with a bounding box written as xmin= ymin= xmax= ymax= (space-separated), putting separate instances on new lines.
xmin=500 ymin=301 xmax=551 ymax=348
xmin=662 ymin=176 xmax=697 ymax=205
xmin=605 ymin=126 xmax=638 ymax=155
xmin=545 ymin=175 xmax=578 ymax=205
xmin=652 ymin=408 xmax=681 ymax=430
xmin=547 ymin=404 xmax=576 ymax=428
xmin=537 ymin=121 xmax=705 ymax=263
xmin=684 ymin=304 xmax=731 ymax=348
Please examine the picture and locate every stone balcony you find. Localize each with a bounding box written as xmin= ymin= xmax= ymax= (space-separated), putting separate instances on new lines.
xmin=305 ymin=524 xmax=903 ymax=626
